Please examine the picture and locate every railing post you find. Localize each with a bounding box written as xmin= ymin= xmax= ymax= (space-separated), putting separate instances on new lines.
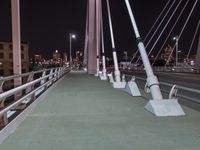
xmin=41 ymin=70 xmax=46 ymax=85
xmin=0 ymin=113 xmax=8 ymax=127
xmin=0 ymin=80 xmax=7 ymax=126
xmin=26 ymin=74 xmax=36 ymax=101
xmin=47 ymin=69 xmax=54 ymax=87
xmin=53 ymin=68 xmax=58 ymax=82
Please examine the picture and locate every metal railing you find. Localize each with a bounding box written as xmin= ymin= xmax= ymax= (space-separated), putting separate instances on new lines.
xmin=0 ymin=66 xmax=70 ymax=126
xmin=120 ymin=66 xmax=199 ymax=73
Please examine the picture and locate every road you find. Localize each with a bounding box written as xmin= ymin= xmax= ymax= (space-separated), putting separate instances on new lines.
xmin=124 ymin=71 xmax=200 ymax=90
xmin=123 ymin=70 xmax=200 ymax=111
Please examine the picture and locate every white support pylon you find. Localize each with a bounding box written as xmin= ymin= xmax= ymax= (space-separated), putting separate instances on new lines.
xmin=125 ymin=0 xmax=185 ymax=116
xmin=106 ymin=0 xmax=126 ymax=88
xmin=100 ymin=1 xmax=107 ymax=81
xmin=95 ymin=0 xmax=100 ymax=77
xmin=11 ymin=0 xmax=22 ymax=87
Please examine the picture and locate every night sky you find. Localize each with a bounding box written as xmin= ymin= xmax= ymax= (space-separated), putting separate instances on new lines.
xmin=0 ymin=0 xmax=199 ymax=60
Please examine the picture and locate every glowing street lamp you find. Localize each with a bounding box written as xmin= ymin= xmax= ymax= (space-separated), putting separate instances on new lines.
xmin=173 ymin=36 xmax=179 ymax=67
xmin=124 ymin=51 xmax=128 ymax=67
xmin=69 ymin=33 xmax=76 ymax=65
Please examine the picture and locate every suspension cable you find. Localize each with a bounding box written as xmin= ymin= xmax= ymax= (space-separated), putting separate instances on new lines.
xmin=186 ymin=19 xmax=200 ymax=61
xmin=135 ymin=0 xmax=176 ymax=63
xmin=136 ymin=0 xmax=183 ymax=63
xmin=106 ymin=0 xmax=115 ymax=49
xmin=165 ymin=0 xmax=199 ymax=66
xmin=101 ymin=3 xmax=105 ymax=54
xmin=129 ymin=0 xmax=172 ymax=63
xmin=152 ymin=0 xmax=190 ymax=65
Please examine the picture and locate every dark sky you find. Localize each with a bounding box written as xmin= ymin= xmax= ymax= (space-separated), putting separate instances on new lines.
xmin=0 ymin=0 xmax=199 ymax=59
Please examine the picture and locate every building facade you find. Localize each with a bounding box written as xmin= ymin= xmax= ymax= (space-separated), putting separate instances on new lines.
xmin=0 ymin=41 xmax=29 ymax=76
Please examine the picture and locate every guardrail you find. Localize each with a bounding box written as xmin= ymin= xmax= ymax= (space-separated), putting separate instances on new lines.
xmin=0 ymin=67 xmax=70 ymax=126
xmin=118 ymin=66 xmax=200 ymax=73
xmin=124 ymin=74 xmax=200 ymax=104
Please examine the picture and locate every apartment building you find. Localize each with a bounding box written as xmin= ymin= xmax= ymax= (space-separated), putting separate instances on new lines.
xmin=0 ymin=41 xmax=29 ymax=76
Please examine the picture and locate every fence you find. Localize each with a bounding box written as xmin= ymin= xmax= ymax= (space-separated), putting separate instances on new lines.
xmin=0 ymin=67 xmax=70 ymax=127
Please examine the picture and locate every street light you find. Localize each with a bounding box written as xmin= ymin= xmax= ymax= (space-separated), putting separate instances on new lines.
xmin=124 ymin=51 xmax=128 ymax=68
xmin=69 ymin=33 xmax=76 ymax=65
xmin=173 ymin=36 xmax=179 ymax=68
xmin=76 ymin=51 xmax=80 ymax=60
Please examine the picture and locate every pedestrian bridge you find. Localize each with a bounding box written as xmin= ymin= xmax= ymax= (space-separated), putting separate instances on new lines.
xmin=0 ymin=70 xmax=200 ymax=150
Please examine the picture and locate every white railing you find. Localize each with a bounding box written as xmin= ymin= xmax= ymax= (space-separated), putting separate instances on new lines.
xmin=0 ymin=67 xmax=70 ymax=126
xmin=122 ymin=66 xmax=199 ymax=73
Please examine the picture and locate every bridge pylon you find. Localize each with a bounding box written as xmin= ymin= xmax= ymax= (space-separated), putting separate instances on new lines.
xmin=125 ymin=0 xmax=185 ymax=116
xmin=84 ymin=0 xmax=101 ymax=75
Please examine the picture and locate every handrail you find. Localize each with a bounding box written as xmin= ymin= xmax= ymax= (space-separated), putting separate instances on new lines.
xmin=0 ymin=66 xmax=70 ymax=126
xmin=0 ymin=68 xmax=55 ymax=83
xmin=0 ymin=78 xmax=54 ymax=116
xmin=0 ymin=70 xmax=59 ymax=101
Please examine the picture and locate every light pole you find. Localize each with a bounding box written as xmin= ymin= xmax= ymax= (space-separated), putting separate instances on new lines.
xmin=76 ymin=51 xmax=80 ymax=60
xmin=69 ymin=33 xmax=76 ymax=65
xmin=124 ymin=51 xmax=128 ymax=68
xmin=173 ymin=36 xmax=179 ymax=68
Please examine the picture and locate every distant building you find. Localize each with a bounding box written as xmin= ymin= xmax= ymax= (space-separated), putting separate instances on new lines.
xmin=63 ymin=52 xmax=67 ymax=62
xmin=163 ymin=45 xmax=173 ymax=62
xmin=0 ymin=41 xmax=29 ymax=76
xmin=34 ymin=54 xmax=43 ymax=62
xmin=53 ymin=50 xmax=61 ymax=62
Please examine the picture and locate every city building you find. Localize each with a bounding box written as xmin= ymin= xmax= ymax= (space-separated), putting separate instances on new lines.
xmin=53 ymin=50 xmax=61 ymax=63
xmin=163 ymin=45 xmax=173 ymax=62
xmin=34 ymin=54 xmax=43 ymax=62
xmin=0 ymin=41 xmax=29 ymax=76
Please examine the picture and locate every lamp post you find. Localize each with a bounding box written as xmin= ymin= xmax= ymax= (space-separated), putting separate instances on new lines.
xmin=76 ymin=51 xmax=80 ymax=60
xmin=173 ymin=36 xmax=179 ymax=68
xmin=69 ymin=33 xmax=76 ymax=65
xmin=124 ymin=51 xmax=128 ymax=68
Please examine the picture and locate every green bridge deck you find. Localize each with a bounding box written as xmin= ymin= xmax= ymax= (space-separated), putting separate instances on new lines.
xmin=1 ymin=72 xmax=200 ymax=150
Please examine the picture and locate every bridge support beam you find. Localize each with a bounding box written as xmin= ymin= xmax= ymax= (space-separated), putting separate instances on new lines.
xmin=84 ymin=0 xmax=101 ymax=74
xmin=195 ymin=34 xmax=200 ymax=73
xmin=125 ymin=0 xmax=185 ymax=116
xmin=11 ymin=0 xmax=22 ymax=87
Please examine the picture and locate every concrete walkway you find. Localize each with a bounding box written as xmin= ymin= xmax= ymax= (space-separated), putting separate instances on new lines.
xmin=1 ymin=72 xmax=200 ymax=150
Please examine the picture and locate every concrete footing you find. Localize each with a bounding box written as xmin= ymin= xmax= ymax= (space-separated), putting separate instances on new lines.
xmin=108 ymin=73 xmax=114 ymax=83
xmin=125 ymin=81 xmax=141 ymax=96
xmin=100 ymin=75 xmax=107 ymax=80
xmin=145 ymin=99 xmax=185 ymax=116
xmin=112 ymin=82 xmax=126 ymax=89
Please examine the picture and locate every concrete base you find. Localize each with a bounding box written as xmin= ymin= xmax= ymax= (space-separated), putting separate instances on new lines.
xmin=98 ymin=71 xmax=102 ymax=76
xmin=100 ymin=75 xmax=107 ymax=80
xmin=108 ymin=73 xmax=114 ymax=83
xmin=112 ymin=82 xmax=126 ymax=89
xmin=145 ymin=99 xmax=185 ymax=117
xmin=125 ymin=81 xmax=141 ymax=96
